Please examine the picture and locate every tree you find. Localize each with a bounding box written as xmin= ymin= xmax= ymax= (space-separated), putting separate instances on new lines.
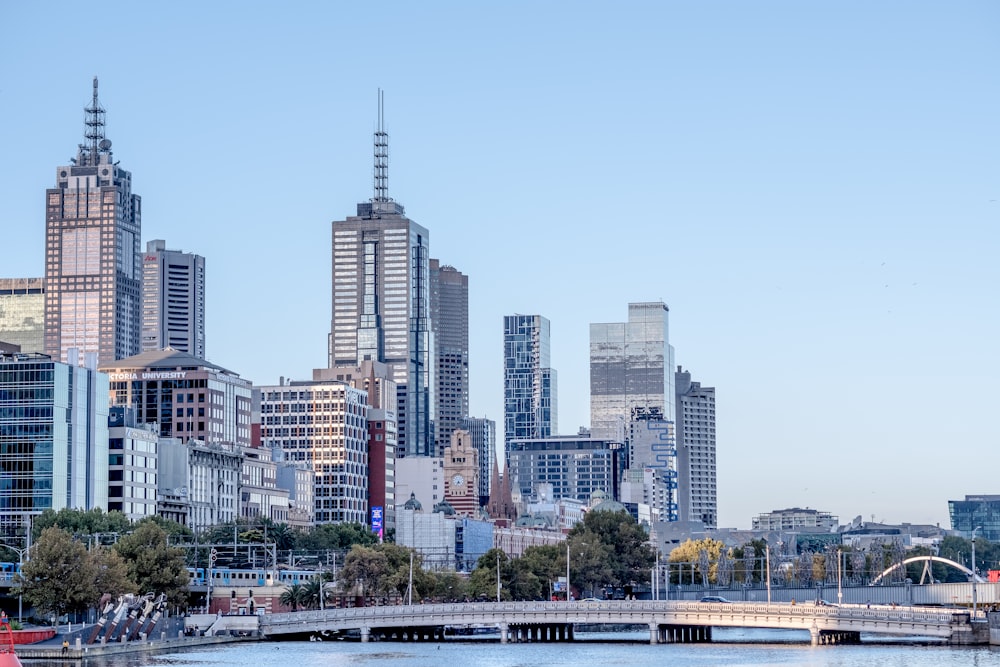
xmin=668 ymin=538 xmax=725 ymax=584
xmin=114 ymin=521 xmax=189 ymax=607
xmin=279 ymin=583 xmax=306 ymax=611
xmin=92 ymin=547 xmax=135 ymax=601
xmin=467 ymin=549 xmax=509 ymax=601
xmin=17 ymin=527 xmax=98 ymax=621
xmin=569 ymin=510 xmax=655 ymax=590
xmin=430 ymin=571 xmax=467 ymax=602
xmin=32 ymin=508 xmax=131 ymax=544
xmin=338 ymin=545 xmax=390 ymax=601
xmin=297 ymin=523 xmax=377 ymax=553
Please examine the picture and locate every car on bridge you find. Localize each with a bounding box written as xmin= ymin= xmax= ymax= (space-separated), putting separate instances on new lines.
xmin=815 ymin=599 xmax=839 ymax=607
xmin=699 ymin=596 xmax=731 ymax=603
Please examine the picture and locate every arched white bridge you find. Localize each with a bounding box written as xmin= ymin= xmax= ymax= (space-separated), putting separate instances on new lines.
xmin=870 ymin=556 xmax=985 ymax=586
xmin=258 ymin=600 xmax=987 ymax=646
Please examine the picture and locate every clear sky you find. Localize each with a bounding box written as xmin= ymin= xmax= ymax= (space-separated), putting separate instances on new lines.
xmin=2 ymin=2 xmax=997 ymax=530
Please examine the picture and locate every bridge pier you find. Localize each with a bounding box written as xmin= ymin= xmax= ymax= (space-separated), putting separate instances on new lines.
xmin=360 ymin=627 xmax=370 ymax=643
xmin=499 ymin=623 xmax=508 ymax=644
xmin=661 ymin=624 xmax=712 ymax=643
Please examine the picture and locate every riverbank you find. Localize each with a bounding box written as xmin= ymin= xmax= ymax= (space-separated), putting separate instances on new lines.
xmin=16 ymin=631 xmax=252 ymax=661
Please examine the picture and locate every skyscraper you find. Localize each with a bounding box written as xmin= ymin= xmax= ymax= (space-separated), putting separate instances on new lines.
xmin=142 ymin=240 xmax=206 ymax=357
xmin=675 ymin=366 xmax=717 ymax=527
xmin=0 ymin=278 xmax=45 ymax=353
xmin=503 ymin=314 xmax=557 ymax=460
xmin=461 ymin=416 xmax=496 ymax=507
xmin=430 ymin=259 xmax=469 ymax=456
xmin=590 ymin=302 xmax=676 ymax=520
xmin=44 ymin=78 xmax=141 ymax=366
xmin=327 ymin=92 xmax=434 ymax=457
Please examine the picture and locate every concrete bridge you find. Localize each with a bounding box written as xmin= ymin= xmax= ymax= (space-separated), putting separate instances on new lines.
xmin=259 ymin=600 xmax=988 ymax=646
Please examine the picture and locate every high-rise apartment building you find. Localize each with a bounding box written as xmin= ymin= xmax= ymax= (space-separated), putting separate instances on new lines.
xmin=142 ymin=240 xmax=206 ymax=357
xmin=675 ymin=366 xmax=717 ymax=528
xmin=461 ymin=416 xmax=496 ymax=507
xmin=430 ymin=260 xmax=469 ymax=457
xmin=0 ymin=351 xmax=109 ymax=531
xmin=0 ymin=278 xmax=45 ymax=354
xmin=327 ymin=94 xmax=434 ymax=457
xmin=107 ymin=406 xmax=157 ymax=521
xmin=503 ymin=314 xmax=557 ymax=460
xmin=590 ymin=302 xmax=676 ymax=519
xmin=44 ymin=78 xmax=141 ymax=366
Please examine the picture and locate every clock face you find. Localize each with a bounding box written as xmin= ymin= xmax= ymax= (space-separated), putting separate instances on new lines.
xmin=452 ymin=474 xmax=465 ymax=487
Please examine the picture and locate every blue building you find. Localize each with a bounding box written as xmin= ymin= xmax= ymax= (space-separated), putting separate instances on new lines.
xmin=0 ymin=351 xmax=109 ymax=532
xmin=503 ymin=314 xmax=557 ymax=462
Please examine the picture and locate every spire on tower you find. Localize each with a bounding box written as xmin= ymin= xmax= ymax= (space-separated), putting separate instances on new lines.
xmin=372 ymin=88 xmax=391 ymax=204
xmin=81 ymin=76 xmax=110 ymax=166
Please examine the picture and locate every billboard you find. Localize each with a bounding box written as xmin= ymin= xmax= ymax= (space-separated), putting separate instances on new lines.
xmin=371 ymin=506 xmax=384 ymax=542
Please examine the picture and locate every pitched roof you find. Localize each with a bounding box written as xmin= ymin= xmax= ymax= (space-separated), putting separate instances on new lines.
xmin=98 ymin=347 xmax=234 ymax=374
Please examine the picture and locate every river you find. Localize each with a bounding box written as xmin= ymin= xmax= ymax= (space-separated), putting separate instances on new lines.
xmin=29 ymin=629 xmax=1000 ymax=667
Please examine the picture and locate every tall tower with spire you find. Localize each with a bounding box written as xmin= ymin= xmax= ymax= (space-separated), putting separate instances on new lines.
xmin=44 ymin=78 xmax=141 ymax=365
xmin=328 ymin=91 xmax=435 ymax=458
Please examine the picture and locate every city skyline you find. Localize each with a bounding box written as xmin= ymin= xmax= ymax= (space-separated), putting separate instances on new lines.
xmin=1 ymin=3 xmax=997 ymax=529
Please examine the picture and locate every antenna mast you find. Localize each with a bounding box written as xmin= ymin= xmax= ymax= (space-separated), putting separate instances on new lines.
xmin=373 ymin=89 xmax=391 ymax=204
xmin=83 ymin=76 xmax=106 ymax=165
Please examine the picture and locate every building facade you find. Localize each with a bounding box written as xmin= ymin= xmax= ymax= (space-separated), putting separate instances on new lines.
xmin=675 ymin=366 xmax=717 ymax=528
xmin=107 ymin=406 xmax=157 ymax=520
xmin=45 ymin=79 xmax=141 ymax=366
xmin=430 ymin=260 xmax=469 ymax=457
xmin=258 ymin=380 xmax=369 ymax=524
xmin=142 ymin=240 xmax=206 ymax=357
xmin=0 ymin=351 xmax=109 ymax=530
xmin=0 ymin=278 xmax=44 ymax=354
xmin=461 ymin=416 xmax=496 ymax=507
xmin=949 ymin=495 xmax=1000 ymax=542
xmin=503 ymin=314 xmax=557 ymax=460
xmin=507 ymin=436 xmax=615 ymax=505
xmin=102 ymin=349 xmax=251 ymax=446
xmin=443 ymin=429 xmax=479 ymax=517
xmin=327 ymin=100 xmax=434 ymax=458
xmin=157 ymin=437 xmax=241 ymax=531
xmin=751 ymin=507 xmax=839 ymax=532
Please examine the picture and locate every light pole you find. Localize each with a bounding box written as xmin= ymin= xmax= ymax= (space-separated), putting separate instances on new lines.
xmin=765 ymin=543 xmax=771 ymax=604
xmin=565 ymin=540 xmax=571 ymax=602
xmin=837 ymin=548 xmax=843 ymax=606
xmin=972 ymin=527 xmax=981 ymax=617
xmin=496 ymin=552 xmax=501 ymax=603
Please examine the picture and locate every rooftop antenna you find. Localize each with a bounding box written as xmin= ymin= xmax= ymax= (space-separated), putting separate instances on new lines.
xmin=83 ymin=76 xmax=108 ymax=165
xmin=372 ymin=89 xmax=391 ymax=205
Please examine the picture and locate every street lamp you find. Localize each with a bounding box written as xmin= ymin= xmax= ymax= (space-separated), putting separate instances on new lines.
xmin=765 ymin=543 xmax=771 ymax=605
xmin=971 ymin=527 xmax=981 ymax=617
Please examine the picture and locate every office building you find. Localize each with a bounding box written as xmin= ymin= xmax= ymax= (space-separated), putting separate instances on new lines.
xmin=0 ymin=278 xmax=45 ymax=354
xmin=0 ymin=351 xmax=109 ymax=530
xmin=590 ymin=302 xmax=676 ymax=514
xmin=102 ymin=348 xmax=252 ymax=445
xmin=158 ymin=437 xmax=241 ymax=531
xmin=258 ymin=380 xmax=369 ymax=524
xmin=314 ymin=362 xmax=397 ymax=532
xmin=675 ymin=367 xmax=717 ymax=528
xmin=461 ymin=416 xmax=496 ymax=506
xmin=45 ymin=78 xmax=141 ymax=366
xmin=142 ymin=240 xmax=206 ymax=357
xmin=507 ymin=435 xmax=615 ymax=504
xmin=107 ymin=407 xmax=157 ymax=521
xmin=949 ymin=496 xmax=1000 ymax=542
xmin=327 ymin=94 xmax=433 ymax=458
xmin=430 ymin=260 xmax=469 ymax=457
xmin=503 ymin=314 xmax=557 ymax=459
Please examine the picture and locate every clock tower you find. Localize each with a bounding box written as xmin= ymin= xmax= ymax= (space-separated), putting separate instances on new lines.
xmin=443 ymin=429 xmax=479 ymax=517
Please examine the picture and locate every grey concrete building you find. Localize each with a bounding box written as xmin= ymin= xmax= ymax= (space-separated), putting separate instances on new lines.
xmin=507 ymin=435 xmax=615 ymax=505
xmin=142 ymin=240 xmax=206 ymax=357
xmin=107 ymin=407 xmax=158 ymax=521
xmin=675 ymin=366 xmax=717 ymax=528
xmin=430 ymin=260 xmax=469 ymax=457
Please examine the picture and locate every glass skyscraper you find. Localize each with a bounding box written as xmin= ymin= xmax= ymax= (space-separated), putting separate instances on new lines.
xmin=503 ymin=314 xmax=557 ymax=460
xmin=44 ymin=78 xmax=141 ymax=366
xmin=0 ymin=278 xmax=44 ymax=353
xmin=327 ymin=98 xmax=434 ymax=458
xmin=0 ymin=351 xmax=109 ymax=531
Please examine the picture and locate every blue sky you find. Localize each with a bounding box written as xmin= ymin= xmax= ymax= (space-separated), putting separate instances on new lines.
xmin=2 ymin=2 xmax=997 ymax=530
